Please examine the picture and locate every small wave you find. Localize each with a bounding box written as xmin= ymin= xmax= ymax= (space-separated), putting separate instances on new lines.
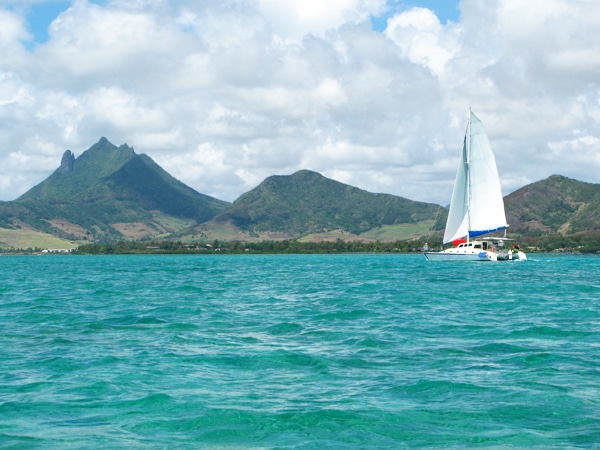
xmin=398 ymin=379 xmax=487 ymax=397
xmin=265 ymin=322 xmax=304 ymax=336
xmin=315 ymin=309 xmax=373 ymax=321
xmin=507 ymin=325 xmax=591 ymax=339
xmin=471 ymin=342 xmax=530 ymax=355
xmin=167 ymin=322 xmax=200 ymax=331
xmin=135 ymin=317 xmax=168 ymax=325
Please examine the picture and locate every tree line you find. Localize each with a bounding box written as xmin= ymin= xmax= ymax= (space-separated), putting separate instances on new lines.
xmin=73 ymin=232 xmax=600 ymax=255
xmin=74 ymin=238 xmax=435 ymax=255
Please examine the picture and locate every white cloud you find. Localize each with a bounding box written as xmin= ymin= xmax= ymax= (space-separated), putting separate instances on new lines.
xmin=0 ymin=8 xmax=31 ymax=68
xmin=0 ymin=72 xmax=33 ymax=108
xmin=385 ymin=7 xmax=457 ymax=77
xmin=38 ymin=1 xmax=190 ymax=82
xmin=0 ymin=8 xmax=30 ymax=44
xmin=0 ymin=0 xmax=599 ymax=206
xmin=258 ymin=0 xmax=386 ymax=41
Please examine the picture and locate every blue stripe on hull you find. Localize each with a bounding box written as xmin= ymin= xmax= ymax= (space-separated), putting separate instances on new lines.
xmin=424 ymin=252 xmax=492 ymax=261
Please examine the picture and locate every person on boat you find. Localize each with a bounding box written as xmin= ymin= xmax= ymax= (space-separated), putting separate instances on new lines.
xmin=508 ymin=243 xmax=520 ymax=260
xmin=423 ymin=242 xmax=429 ymax=252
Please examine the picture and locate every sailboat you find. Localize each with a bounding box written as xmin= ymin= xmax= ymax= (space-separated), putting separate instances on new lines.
xmin=424 ymin=110 xmax=527 ymax=261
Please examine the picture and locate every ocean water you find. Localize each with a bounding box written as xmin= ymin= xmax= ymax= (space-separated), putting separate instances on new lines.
xmin=1 ymin=253 xmax=599 ymax=448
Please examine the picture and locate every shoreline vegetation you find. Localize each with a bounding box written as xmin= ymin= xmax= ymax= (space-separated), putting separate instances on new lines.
xmin=2 ymin=233 xmax=600 ymax=255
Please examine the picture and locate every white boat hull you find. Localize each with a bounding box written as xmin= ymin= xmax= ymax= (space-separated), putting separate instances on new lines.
xmin=424 ymin=249 xmax=497 ymax=261
xmin=425 ymin=249 xmax=527 ymax=262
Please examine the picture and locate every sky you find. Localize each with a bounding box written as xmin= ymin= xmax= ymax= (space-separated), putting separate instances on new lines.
xmin=0 ymin=0 xmax=599 ymax=205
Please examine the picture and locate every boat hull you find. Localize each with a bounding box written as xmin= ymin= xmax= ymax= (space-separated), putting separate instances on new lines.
xmin=425 ymin=249 xmax=527 ymax=262
xmin=424 ymin=250 xmax=497 ymax=261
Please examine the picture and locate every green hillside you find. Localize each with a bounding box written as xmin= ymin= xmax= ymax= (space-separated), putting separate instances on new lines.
xmin=205 ymin=169 xmax=446 ymax=237
xmin=505 ymin=175 xmax=600 ymax=236
xmin=0 ymin=227 xmax=75 ymax=251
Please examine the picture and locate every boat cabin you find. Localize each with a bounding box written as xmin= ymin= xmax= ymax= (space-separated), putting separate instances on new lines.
xmin=456 ymin=241 xmax=489 ymax=250
xmin=455 ymin=239 xmax=504 ymax=252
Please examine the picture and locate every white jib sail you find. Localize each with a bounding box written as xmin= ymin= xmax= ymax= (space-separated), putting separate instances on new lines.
xmin=443 ymin=136 xmax=469 ymax=244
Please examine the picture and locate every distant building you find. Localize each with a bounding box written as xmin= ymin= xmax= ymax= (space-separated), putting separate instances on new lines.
xmin=42 ymin=248 xmax=76 ymax=253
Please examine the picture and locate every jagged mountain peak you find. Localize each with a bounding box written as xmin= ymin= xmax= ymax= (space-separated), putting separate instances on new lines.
xmin=19 ymin=138 xmax=137 ymax=200
xmin=59 ymin=150 xmax=75 ymax=174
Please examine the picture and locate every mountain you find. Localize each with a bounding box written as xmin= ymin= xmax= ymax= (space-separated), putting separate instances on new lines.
xmin=2 ymin=138 xmax=230 ymax=242
xmin=505 ymin=175 xmax=600 ymax=236
xmin=2 ymin=136 xmax=600 ymax=251
xmin=196 ymin=169 xmax=446 ymax=241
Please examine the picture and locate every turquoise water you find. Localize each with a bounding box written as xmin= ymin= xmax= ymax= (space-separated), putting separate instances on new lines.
xmin=1 ymin=253 xmax=599 ymax=448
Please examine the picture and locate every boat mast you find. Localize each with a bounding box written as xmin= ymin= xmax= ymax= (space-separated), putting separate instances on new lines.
xmin=465 ymin=109 xmax=472 ymax=243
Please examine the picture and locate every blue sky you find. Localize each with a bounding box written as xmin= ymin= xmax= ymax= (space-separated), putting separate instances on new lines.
xmin=372 ymin=0 xmax=459 ymax=31
xmin=1 ymin=0 xmax=599 ymax=204
xmin=25 ymin=0 xmax=105 ymax=44
xmin=27 ymin=1 xmax=71 ymax=43
xmin=27 ymin=1 xmax=69 ymax=42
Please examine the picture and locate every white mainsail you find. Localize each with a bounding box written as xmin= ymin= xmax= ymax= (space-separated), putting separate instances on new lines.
xmin=443 ymin=110 xmax=507 ymax=244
